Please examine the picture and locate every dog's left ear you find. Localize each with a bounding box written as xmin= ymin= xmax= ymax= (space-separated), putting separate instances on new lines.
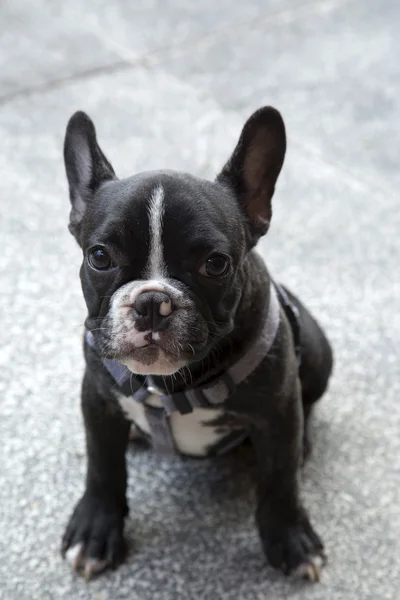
xmin=64 ymin=111 xmax=116 ymax=243
xmin=217 ymin=107 xmax=286 ymax=245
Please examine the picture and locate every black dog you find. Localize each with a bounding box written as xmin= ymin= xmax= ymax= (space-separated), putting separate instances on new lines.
xmin=61 ymin=107 xmax=333 ymax=582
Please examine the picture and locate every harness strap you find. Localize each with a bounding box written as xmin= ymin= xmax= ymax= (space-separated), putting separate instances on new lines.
xmin=275 ymin=283 xmax=302 ymax=365
xmin=200 ymin=282 xmax=281 ymax=406
xmin=143 ymin=404 xmax=177 ymax=455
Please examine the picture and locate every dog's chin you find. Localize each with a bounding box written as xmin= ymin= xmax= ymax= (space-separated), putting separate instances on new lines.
xmin=121 ymin=346 xmax=186 ymax=376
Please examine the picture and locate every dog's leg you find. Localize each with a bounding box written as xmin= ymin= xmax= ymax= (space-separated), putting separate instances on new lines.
xmin=250 ymin=379 xmax=326 ymax=582
xmin=61 ymin=369 xmax=130 ymax=580
xmin=302 ymin=403 xmax=313 ymax=463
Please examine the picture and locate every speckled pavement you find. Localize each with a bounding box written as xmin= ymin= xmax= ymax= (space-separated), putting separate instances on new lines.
xmin=1 ymin=1 xmax=399 ymax=599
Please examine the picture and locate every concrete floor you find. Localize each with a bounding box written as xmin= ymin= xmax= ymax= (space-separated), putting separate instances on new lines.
xmin=1 ymin=0 xmax=399 ymax=598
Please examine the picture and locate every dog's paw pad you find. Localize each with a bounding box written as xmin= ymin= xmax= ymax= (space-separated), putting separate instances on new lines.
xmin=65 ymin=543 xmax=84 ymax=570
xmin=61 ymin=492 xmax=127 ymax=579
xmin=261 ymin=512 xmax=326 ymax=582
xmin=293 ymin=554 xmax=326 ymax=582
xmin=84 ymin=558 xmax=110 ymax=581
xmin=64 ymin=544 xmax=109 ymax=580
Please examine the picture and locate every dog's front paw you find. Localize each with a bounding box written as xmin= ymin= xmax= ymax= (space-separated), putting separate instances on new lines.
xmin=61 ymin=492 xmax=127 ymax=580
xmin=259 ymin=511 xmax=326 ymax=582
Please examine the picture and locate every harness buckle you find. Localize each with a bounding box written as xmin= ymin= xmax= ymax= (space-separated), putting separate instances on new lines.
xmin=146 ymin=376 xmax=165 ymax=396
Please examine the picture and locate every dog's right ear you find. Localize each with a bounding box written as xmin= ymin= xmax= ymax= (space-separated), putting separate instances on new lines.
xmin=64 ymin=111 xmax=116 ymax=243
xmin=217 ymin=107 xmax=286 ymax=246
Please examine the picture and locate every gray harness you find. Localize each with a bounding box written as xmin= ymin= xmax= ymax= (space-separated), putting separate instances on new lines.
xmin=86 ymin=282 xmax=292 ymax=456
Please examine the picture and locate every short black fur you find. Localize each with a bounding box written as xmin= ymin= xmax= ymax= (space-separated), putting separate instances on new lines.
xmin=61 ymin=107 xmax=333 ymax=582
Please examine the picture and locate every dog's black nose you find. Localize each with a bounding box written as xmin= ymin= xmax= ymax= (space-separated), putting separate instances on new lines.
xmin=133 ymin=291 xmax=173 ymax=330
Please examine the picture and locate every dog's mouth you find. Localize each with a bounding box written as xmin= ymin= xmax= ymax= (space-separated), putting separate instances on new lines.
xmin=87 ymin=311 xmax=212 ymax=375
xmin=92 ymin=282 xmax=212 ymax=375
xmin=120 ymin=342 xmax=187 ymax=376
xmin=116 ymin=324 xmax=215 ymax=376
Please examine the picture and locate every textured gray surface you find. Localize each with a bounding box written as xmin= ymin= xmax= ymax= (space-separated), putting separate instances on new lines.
xmin=0 ymin=1 xmax=399 ymax=599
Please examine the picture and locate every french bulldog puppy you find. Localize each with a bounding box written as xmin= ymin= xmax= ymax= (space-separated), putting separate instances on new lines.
xmin=61 ymin=107 xmax=333 ymax=582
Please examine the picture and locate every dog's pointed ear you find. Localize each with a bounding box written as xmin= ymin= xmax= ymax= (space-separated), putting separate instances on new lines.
xmin=217 ymin=107 xmax=286 ymax=245
xmin=64 ymin=111 xmax=116 ymax=242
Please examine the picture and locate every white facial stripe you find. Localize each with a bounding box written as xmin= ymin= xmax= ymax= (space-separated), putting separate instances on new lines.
xmin=146 ymin=185 xmax=166 ymax=278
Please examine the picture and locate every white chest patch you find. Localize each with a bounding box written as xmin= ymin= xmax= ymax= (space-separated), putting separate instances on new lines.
xmin=115 ymin=391 xmax=230 ymax=457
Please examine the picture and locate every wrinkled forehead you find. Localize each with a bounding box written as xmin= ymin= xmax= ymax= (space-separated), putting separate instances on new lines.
xmin=84 ymin=171 xmax=242 ymax=256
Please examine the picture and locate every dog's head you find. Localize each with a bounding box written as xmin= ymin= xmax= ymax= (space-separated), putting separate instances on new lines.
xmin=64 ymin=108 xmax=286 ymax=376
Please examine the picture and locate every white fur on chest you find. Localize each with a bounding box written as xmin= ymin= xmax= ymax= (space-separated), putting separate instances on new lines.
xmin=115 ymin=392 xmax=227 ymax=457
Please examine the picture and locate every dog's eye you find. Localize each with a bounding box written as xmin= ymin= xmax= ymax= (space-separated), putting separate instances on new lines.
xmin=87 ymin=246 xmax=114 ymax=271
xmin=200 ymin=254 xmax=229 ymax=277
